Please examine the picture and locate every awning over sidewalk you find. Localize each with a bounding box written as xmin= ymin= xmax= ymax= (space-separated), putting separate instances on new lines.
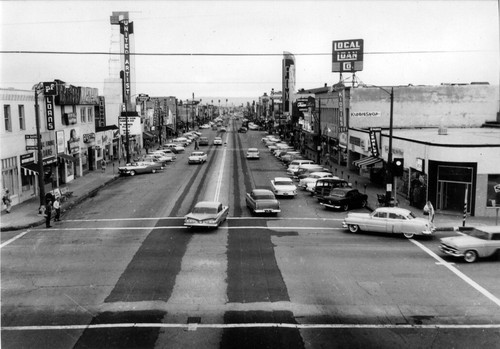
xmin=21 ymin=162 xmax=39 ymax=175
xmin=143 ymin=131 xmax=155 ymax=139
xmin=353 ymin=156 xmax=382 ymax=168
xmin=58 ymin=154 xmax=79 ymax=163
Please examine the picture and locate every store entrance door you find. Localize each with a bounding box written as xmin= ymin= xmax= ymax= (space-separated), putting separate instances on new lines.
xmin=437 ymin=181 xmax=472 ymax=214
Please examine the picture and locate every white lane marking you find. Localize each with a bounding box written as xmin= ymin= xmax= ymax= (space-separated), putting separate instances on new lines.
xmin=411 ymin=239 xmax=500 ymax=308
xmin=213 ymin=137 xmax=227 ymax=202
xmin=24 ymin=226 xmax=346 ymax=232
xmin=0 ymin=230 xmax=30 ymax=249
xmin=3 ymin=323 xmax=500 ymax=331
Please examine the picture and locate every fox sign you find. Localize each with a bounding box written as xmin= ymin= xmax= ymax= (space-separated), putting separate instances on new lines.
xmin=332 ymin=39 xmax=364 ymax=73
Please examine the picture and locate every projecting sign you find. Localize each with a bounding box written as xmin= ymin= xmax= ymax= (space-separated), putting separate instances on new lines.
xmin=119 ymin=116 xmax=141 ymax=135
xmin=332 ymin=39 xmax=364 ymax=73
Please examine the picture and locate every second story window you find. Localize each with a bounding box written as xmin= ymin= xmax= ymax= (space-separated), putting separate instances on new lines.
xmin=18 ymin=105 xmax=25 ymax=130
xmin=4 ymin=105 xmax=12 ymax=132
xmin=87 ymin=107 xmax=93 ymax=123
xmin=80 ymin=107 xmax=86 ymax=123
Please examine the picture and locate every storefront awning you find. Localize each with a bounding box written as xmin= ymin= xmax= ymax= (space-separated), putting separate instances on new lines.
xmin=59 ymin=154 xmax=79 ymax=163
xmin=143 ymin=131 xmax=155 ymax=139
xmin=353 ymin=156 xmax=383 ymax=168
xmin=21 ymin=162 xmax=39 ymax=176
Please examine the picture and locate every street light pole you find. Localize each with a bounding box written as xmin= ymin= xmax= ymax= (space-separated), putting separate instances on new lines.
xmin=386 ymin=87 xmax=394 ymax=204
xmin=34 ymin=87 xmax=46 ymax=207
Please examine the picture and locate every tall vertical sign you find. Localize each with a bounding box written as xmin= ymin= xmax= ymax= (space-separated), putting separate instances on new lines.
xmin=120 ymin=19 xmax=134 ymax=104
xmin=282 ymin=52 xmax=296 ymax=115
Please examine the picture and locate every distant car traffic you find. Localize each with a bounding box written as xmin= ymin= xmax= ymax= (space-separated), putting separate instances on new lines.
xmin=118 ymin=161 xmax=163 ymax=176
xmin=198 ymin=137 xmax=209 ymax=146
xmin=246 ymin=148 xmax=260 ymax=159
xmin=238 ymin=127 xmax=248 ymax=133
xmin=213 ymin=137 xmax=223 ymax=145
xmin=271 ymin=177 xmax=297 ymax=197
xmin=184 ymin=201 xmax=229 ymax=228
xmin=343 ymin=207 xmax=435 ymax=239
xmin=439 ymin=226 xmax=500 ymax=263
xmin=319 ymin=188 xmax=368 ymax=211
xmin=245 ymin=189 xmax=280 ymax=214
xmin=188 ymin=151 xmax=208 ymax=164
xmin=220 ymin=127 xmax=227 ymax=132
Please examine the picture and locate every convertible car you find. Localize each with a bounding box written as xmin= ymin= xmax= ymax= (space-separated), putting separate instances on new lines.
xmin=342 ymin=207 xmax=435 ymax=239
xmin=319 ymin=188 xmax=368 ymax=211
xmin=184 ymin=201 xmax=229 ymax=228
xmin=118 ymin=161 xmax=163 ymax=176
xmin=245 ymin=189 xmax=280 ymax=214
xmin=188 ymin=151 xmax=208 ymax=164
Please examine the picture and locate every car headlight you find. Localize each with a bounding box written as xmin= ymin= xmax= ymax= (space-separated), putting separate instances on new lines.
xmin=205 ymin=219 xmax=216 ymax=224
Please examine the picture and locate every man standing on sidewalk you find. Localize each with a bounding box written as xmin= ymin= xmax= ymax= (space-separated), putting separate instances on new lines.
xmin=45 ymin=200 xmax=53 ymax=228
xmin=53 ymin=197 xmax=61 ymax=222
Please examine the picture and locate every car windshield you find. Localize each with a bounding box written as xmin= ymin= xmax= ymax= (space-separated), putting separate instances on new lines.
xmin=465 ymin=229 xmax=490 ymax=240
xmin=192 ymin=206 xmax=217 ymax=214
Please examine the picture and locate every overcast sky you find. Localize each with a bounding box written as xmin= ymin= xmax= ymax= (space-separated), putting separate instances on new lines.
xmin=1 ymin=0 xmax=499 ymax=100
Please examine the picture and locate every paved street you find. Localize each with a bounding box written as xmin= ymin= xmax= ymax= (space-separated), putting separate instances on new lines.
xmin=1 ymin=121 xmax=500 ymax=348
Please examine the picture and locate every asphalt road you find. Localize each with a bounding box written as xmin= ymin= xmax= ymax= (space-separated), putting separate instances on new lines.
xmin=2 ymin=118 xmax=500 ymax=349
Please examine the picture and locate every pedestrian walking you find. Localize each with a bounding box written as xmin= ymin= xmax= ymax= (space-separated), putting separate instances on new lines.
xmin=101 ymin=159 xmax=107 ymax=172
xmin=2 ymin=189 xmax=12 ymax=213
xmin=53 ymin=197 xmax=61 ymax=222
xmin=194 ymin=139 xmax=199 ymax=150
xmin=45 ymin=200 xmax=53 ymax=228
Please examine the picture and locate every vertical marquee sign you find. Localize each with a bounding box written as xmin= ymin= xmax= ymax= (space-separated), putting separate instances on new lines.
xmin=120 ymin=19 xmax=134 ymax=103
xmin=282 ymin=51 xmax=296 ymax=115
xmin=332 ymin=39 xmax=364 ymax=73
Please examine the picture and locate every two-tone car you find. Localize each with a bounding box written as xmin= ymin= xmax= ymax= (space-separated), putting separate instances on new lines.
xmin=246 ymin=148 xmax=260 ymax=159
xmin=118 ymin=161 xmax=163 ymax=176
xmin=245 ymin=189 xmax=280 ymax=215
xmin=319 ymin=188 xmax=368 ymax=211
xmin=342 ymin=207 xmax=435 ymax=239
xmin=184 ymin=201 xmax=229 ymax=228
xmin=188 ymin=151 xmax=208 ymax=164
xmin=271 ymin=177 xmax=297 ymax=197
xmin=439 ymin=226 xmax=500 ymax=263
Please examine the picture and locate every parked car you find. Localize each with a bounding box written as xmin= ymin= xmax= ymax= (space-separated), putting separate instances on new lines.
xmin=314 ymin=178 xmax=351 ymax=198
xmin=199 ymin=124 xmax=210 ymax=129
xmin=213 ymin=137 xmax=223 ymax=145
xmin=298 ymin=172 xmax=335 ymax=190
xmin=246 ymin=148 xmax=260 ymax=159
xmin=184 ymin=201 xmax=229 ymax=228
xmin=271 ymin=177 xmax=297 ymax=197
xmin=319 ymin=188 xmax=368 ymax=211
xmin=294 ymin=164 xmax=331 ymax=180
xmin=342 ymin=207 xmax=435 ymax=239
xmin=164 ymin=143 xmax=185 ymax=153
xmin=245 ymin=189 xmax=281 ymax=214
xmin=150 ymin=150 xmax=175 ymax=162
xmin=198 ymin=136 xmax=209 ymax=146
xmin=141 ymin=154 xmax=171 ymax=165
xmin=155 ymin=148 xmax=177 ymax=159
xmin=286 ymin=159 xmax=315 ymax=176
xmin=220 ymin=127 xmax=227 ymax=132
xmin=238 ymin=127 xmax=248 ymax=133
xmin=188 ymin=151 xmax=208 ymax=164
xmin=248 ymin=122 xmax=260 ymax=130
xmin=173 ymin=137 xmax=191 ymax=146
xmin=118 ymin=161 xmax=163 ymax=176
xmin=439 ymin=226 xmax=500 ymax=263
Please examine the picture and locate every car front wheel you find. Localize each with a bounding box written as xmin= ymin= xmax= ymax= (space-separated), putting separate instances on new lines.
xmin=151 ymin=169 xmax=156 ymax=173
xmin=360 ymin=199 xmax=367 ymax=208
xmin=348 ymin=224 xmax=359 ymax=233
xmin=342 ymin=204 xmax=349 ymax=211
xmin=130 ymin=170 xmax=136 ymax=176
xmin=403 ymin=232 xmax=414 ymax=239
xmin=464 ymin=250 xmax=478 ymax=263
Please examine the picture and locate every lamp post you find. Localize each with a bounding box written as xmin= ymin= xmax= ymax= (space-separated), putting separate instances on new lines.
xmin=33 ymin=85 xmax=46 ymax=207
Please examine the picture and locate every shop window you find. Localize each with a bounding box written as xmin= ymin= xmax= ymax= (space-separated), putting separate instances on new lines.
xmin=18 ymin=105 xmax=25 ymax=130
xmin=4 ymin=105 xmax=12 ymax=131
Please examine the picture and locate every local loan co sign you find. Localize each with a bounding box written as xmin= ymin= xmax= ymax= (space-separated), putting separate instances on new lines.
xmin=332 ymin=39 xmax=364 ymax=73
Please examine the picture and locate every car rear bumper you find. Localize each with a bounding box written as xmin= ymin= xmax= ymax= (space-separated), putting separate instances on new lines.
xmin=254 ymin=208 xmax=281 ymax=213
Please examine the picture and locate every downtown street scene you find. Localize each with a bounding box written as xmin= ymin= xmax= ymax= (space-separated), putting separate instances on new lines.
xmin=1 ymin=1 xmax=500 ymax=348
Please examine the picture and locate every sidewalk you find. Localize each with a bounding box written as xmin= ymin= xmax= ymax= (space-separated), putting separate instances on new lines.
xmin=1 ymin=152 xmax=498 ymax=232
xmin=0 ymin=158 xmax=123 ymax=231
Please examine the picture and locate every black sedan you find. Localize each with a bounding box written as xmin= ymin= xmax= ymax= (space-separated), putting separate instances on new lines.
xmin=319 ymin=188 xmax=368 ymax=211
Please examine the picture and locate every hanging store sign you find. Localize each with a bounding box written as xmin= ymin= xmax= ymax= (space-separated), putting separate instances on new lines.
xmin=45 ymin=95 xmax=55 ymax=130
xmin=369 ymin=128 xmax=380 ymax=157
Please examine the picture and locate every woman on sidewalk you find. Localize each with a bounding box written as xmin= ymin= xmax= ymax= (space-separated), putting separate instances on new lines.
xmin=2 ymin=189 xmax=12 ymax=213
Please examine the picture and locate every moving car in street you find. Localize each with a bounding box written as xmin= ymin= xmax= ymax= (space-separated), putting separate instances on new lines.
xmin=246 ymin=148 xmax=260 ymax=159
xmin=198 ymin=136 xmax=209 ymax=146
xmin=245 ymin=189 xmax=281 ymax=215
xmin=213 ymin=137 xmax=223 ymax=145
xmin=238 ymin=127 xmax=248 ymax=133
xmin=118 ymin=161 xmax=163 ymax=176
xmin=184 ymin=201 xmax=229 ymax=228
xmin=188 ymin=151 xmax=208 ymax=164
xmin=342 ymin=207 xmax=435 ymax=239
xmin=271 ymin=177 xmax=297 ymax=197
xmin=319 ymin=188 xmax=368 ymax=211
xmin=439 ymin=226 xmax=500 ymax=263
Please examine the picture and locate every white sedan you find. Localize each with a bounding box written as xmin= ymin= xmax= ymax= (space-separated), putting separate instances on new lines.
xmin=298 ymin=172 xmax=335 ymax=190
xmin=271 ymin=177 xmax=297 ymax=197
xmin=246 ymin=148 xmax=260 ymax=159
xmin=213 ymin=137 xmax=223 ymax=145
xmin=188 ymin=151 xmax=208 ymax=164
xmin=164 ymin=143 xmax=185 ymax=153
xmin=184 ymin=201 xmax=229 ymax=228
